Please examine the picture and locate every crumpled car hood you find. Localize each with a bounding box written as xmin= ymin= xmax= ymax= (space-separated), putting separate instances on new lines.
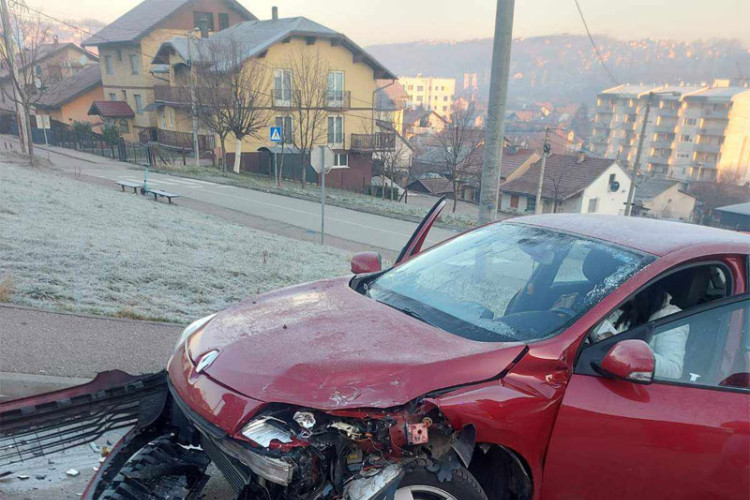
xmin=190 ymin=277 xmax=525 ymax=409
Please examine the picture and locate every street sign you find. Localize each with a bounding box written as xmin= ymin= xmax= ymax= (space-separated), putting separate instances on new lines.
xmin=310 ymin=145 xmax=335 ymax=174
xmin=270 ymin=126 xmax=282 ymax=143
xmin=36 ymin=114 xmax=50 ymax=129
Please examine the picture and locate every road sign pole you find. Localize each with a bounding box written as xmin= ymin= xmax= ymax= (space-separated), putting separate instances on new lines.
xmin=42 ymin=126 xmax=48 ymax=146
xmin=320 ymin=147 xmax=326 ymax=245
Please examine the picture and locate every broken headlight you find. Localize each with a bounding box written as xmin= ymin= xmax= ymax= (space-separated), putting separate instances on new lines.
xmin=175 ymin=313 xmax=216 ymax=351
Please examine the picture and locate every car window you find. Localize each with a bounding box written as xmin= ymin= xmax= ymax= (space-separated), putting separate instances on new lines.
xmin=367 ymin=223 xmax=651 ymax=343
xmin=634 ymin=297 xmax=749 ymax=389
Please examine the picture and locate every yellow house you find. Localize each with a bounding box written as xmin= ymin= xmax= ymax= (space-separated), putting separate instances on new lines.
xmin=34 ymin=64 xmax=104 ymax=126
xmin=152 ymin=14 xmax=398 ymax=191
xmin=82 ymin=0 xmax=256 ymax=142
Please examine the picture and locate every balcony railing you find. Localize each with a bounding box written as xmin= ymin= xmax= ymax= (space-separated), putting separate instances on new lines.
xmin=651 ymin=139 xmax=673 ymax=149
xmin=153 ymin=85 xmax=192 ymax=104
xmin=658 ymin=108 xmax=679 ymax=117
xmin=698 ymin=126 xmax=725 ymax=136
xmin=350 ymin=132 xmax=396 ymax=152
xmin=595 ymin=105 xmax=615 ymax=114
xmin=271 ymin=89 xmax=352 ymax=110
xmin=695 ymin=142 xmax=722 ymax=154
xmin=702 ymin=108 xmax=729 ymax=119
xmin=157 ymin=129 xmax=214 ymax=152
xmin=654 ymin=123 xmax=676 ymax=133
xmin=326 ymin=90 xmax=351 ymax=110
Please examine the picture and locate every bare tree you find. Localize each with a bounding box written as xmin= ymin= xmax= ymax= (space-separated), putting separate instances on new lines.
xmin=544 ymin=161 xmax=574 ymax=213
xmin=192 ymin=36 xmax=271 ymax=174
xmin=371 ymin=124 xmax=410 ymax=201
xmin=434 ymin=103 xmax=484 ymax=212
xmin=689 ymin=171 xmax=750 ymax=225
xmin=0 ymin=3 xmax=54 ymax=163
xmin=284 ymin=47 xmax=329 ymax=188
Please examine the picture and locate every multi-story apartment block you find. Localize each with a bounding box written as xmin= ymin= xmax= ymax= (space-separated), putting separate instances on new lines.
xmin=151 ymin=13 xmax=397 ymax=191
xmin=399 ymin=74 xmax=455 ymax=120
xmin=592 ymin=81 xmax=750 ymax=183
xmin=82 ymin=0 xmax=255 ymax=142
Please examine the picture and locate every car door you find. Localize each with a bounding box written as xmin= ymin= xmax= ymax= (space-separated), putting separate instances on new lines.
xmin=541 ymin=294 xmax=750 ymax=500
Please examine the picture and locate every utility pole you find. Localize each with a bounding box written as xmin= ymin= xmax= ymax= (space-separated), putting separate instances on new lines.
xmin=187 ymin=27 xmax=200 ymax=168
xmin=478 ymin=0 xmax=515 ymax=224
xmin=1 ymin=0 xmax=30 ymax=156
xmin=534 ymin=127 xmax=551 ymax=214
xmin=624 ymin=92 xmax=653 ymax=216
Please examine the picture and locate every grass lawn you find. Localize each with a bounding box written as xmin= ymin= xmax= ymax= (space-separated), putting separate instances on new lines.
xmin=0 ymin=157 xmax=351 ymax=323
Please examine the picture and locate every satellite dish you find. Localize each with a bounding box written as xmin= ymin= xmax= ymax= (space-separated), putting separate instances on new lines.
xmin=79 ymin=55 xmax=88 ymax=66
xmin=34 ymin=77 xmax=42 ymax=89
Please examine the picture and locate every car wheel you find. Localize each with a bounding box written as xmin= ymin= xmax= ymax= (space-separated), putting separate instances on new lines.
xmin=396 ymin=464 xmax=488 ymax=500
xmin=97 ymin=434 xmax=210 ymax=500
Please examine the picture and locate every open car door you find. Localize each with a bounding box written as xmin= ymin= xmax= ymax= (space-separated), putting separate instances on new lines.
xmin=394 ymin=196 xmax=446 ymax=266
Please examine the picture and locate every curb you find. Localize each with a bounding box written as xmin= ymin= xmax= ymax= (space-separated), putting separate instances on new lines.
xmin=0 ymin=372 xmax=90 ymax=402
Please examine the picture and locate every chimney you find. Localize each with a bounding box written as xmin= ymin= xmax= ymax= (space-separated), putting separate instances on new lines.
xmin=272 ymin=6 xmax=278 ymax=20
xmin=53 ymin=35 xmax=59 ymax=45
xmin=576 ymin=151 xmax=586 ymax=164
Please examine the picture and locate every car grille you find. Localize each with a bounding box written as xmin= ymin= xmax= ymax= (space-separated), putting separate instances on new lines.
xmin=200 ymin=433 xmax=251 ymax=493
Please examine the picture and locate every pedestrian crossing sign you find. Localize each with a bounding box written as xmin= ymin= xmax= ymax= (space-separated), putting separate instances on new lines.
xmin=270 ymin=126 xmax=282 ymax=143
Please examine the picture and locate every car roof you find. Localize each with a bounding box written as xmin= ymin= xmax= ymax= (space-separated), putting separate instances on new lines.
xmin=512 ymin=214 xmax=750 ymax=257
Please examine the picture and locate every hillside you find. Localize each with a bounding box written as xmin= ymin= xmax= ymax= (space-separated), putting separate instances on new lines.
xmin=367 ymin=35 xmax=750 ymax=105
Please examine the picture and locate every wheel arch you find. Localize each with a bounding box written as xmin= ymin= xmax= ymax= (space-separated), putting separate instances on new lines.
xmin=468 ymin=443 xmax=533 ymax=500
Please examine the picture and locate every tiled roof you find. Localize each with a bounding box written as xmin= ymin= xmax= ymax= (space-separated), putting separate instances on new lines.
xmin=0 ymin=43 xmax=96 ymax=80
xmin=407 ymin=177 xmax=453 ymax=195
xmin=375 ymin=80 xmax=408 ymax=111
xmin=500 ymin=154 xmax=620 ymax=199
xmin=87 ymin=100 xmax=135 ymax=118
xmin=715 ymin=202 xmax=750 ymax=216
xmin=155 ymin=17 xmax=395 ymax=79
xmin=36 ymin=65 xmax=102 ymax=109
xmin=633 ymin=178 xmax=683 ymax=202
xmin=82 ymin=0 xmax=256 ymax=46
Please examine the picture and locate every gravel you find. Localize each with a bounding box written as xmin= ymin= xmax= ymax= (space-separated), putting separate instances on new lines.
xmin=0 ymin=160 xmax=351 ymax=323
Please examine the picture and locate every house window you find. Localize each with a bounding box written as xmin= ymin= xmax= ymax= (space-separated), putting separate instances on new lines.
xmin=443 ymin=96 xmax=448 ymax=101
xmin=608 ymin=173 xmax=616 ymax=185
xmin=510 ymin=195 xmax=519 ymax=209
xmin=683 ymin=118 xmax=697 ymax=126
xmin=334 ymin=153 xmax=348 ymax=166
xmin=275 ymin=116 xmax=293 ymax=142
xmin=327 ymin=71 xmax=344 ymax=103
xmin=167 ymin=108 xmax=174 ymax=128
xmin=680 ymin=134 xmax=692 ymax=142
xmin=134 ymin=94 xmax=143 ymax=114
xmin=161 ymin=111 xmax=166 ymax=129
xmin=327 ymin=116 xmax=344 ymax=145
xmin=104 ymin=55 xmax=113 ymax=75
xmin=218 ymin=13 xmax=229 ymax=30
xmin=121 ymin=90 xmax=127 ymax=101
xmin=118 ymin=119 xmax=129 ymax=133
xmin=273 ymin=69 xmax=292 ymax=103
xmin=194 ymin=12 xmax=214 ymax=37
xmin=417 ymin=86 xmax=424 ymax=91
xmin=587 ymin=197 xmax=599 ymax=213
xmin=526 ymin=196 xmax=536 ymax=212
xmin=417 ymin=96 xmax=423 ymax=102
xmin=117 ymin=49 xmax=122 ymax=61
xmin=109 ymin=92 xmax=117 ymax=101
xmin=129 ymin=53 xmax=139 ymax=75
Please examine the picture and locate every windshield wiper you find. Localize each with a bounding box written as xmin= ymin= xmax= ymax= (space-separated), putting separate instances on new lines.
xmin=398 ymin=306 xmax=432 ymax=325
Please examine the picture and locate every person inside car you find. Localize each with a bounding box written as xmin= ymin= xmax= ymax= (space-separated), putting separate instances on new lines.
xmin=593 ymin=283 xmax=689 ymax=380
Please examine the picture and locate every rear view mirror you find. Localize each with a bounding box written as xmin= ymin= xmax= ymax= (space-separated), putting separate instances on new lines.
xmin=351 ymin=252 xmax=382 ymax=274
xmin=594 ymin=339 xmax=655 ymax=384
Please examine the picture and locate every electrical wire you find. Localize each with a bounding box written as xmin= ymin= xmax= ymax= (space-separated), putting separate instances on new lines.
xmin=573 ymin=0 xmax=621 ymax=88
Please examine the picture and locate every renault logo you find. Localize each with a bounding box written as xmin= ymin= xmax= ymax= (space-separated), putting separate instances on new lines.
xmin=195 ymin=350 xmax=220 ymax=373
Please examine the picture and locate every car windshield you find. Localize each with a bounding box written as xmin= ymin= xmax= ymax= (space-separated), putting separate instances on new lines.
xmin=367 ymin=223 xmax=653 ymax=343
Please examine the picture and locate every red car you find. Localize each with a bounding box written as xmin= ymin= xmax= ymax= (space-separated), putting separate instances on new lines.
xmin=2 ymin=201 xmax=749 ymax=500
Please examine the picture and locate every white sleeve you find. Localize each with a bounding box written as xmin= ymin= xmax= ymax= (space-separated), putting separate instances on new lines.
xmin=651 ymin=323 xmax=689 ymax=380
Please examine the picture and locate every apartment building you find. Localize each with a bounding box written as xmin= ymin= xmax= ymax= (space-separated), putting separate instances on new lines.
xmin=399 ymin=74 xmax=456 ymax=120
xmin=82 ymin=0 xmax=255 ymax=142
xmin=151 ymin=14 xmax=397 ymax=191
xmin=592 ymin=81 xmax=750 ymax=183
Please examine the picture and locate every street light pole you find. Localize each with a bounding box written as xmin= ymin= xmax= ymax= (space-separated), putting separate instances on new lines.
xmin=478 ymin=0 xmax=515 ymax=224
xmin=534 ymin=128 xmax=551 ymax=214
xmin=187 ymin=28 xmax=200 ymax=168
xmin=624 ymin=92 xmax=654 ymax=216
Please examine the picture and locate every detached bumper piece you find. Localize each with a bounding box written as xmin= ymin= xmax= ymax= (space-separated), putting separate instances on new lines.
xmin=0 ymin=371 xmax=168 ymax=467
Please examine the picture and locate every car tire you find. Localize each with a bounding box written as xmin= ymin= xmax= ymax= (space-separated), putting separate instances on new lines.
xmin=98 ymin=434 xmax=210 ymax=500
xmin=396 ymin=462 xmax=489 ymax=500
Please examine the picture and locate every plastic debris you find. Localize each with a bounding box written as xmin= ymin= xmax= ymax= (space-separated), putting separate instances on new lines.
xmin=89 ymin=442 xmax=100 ymax=453
xmin=17 ymin=474 xmax=30 ymax=480
xmin=101 ymin=445 xmax=111 ymax=457
xmin=35 ymin=474 xmax=46 ymax=480
xmin=66 ymin=469 xmax=80 ymax=477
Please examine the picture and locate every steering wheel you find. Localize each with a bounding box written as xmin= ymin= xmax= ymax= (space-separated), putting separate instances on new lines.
xmin=550 ymin=307 xmax=576 ymax=318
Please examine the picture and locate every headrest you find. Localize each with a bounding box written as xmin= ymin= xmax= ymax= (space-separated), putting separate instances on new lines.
xmin=582 ymin=248 xmax=624 ymax=284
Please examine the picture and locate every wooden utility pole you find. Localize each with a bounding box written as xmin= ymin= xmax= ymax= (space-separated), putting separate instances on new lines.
xmin=624 ymin=92 xmax=653 ymax=216
xmin=534 ymin=127 xmax=551 ymax=214
xmin=478 ymin=0 xmax=515 ymax=224
xmin=1 ymin=0 xmax=30 ymax=156
xmin=187 ymin=27 xmax=200 ymax=168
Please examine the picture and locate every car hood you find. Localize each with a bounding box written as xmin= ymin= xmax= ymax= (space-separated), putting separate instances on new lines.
xmin=190 ymin=277 xmax=526 ymax=410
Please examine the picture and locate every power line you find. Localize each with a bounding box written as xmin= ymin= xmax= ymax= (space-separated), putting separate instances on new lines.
xmin=573 ymin=0 xmax=620 ymax=88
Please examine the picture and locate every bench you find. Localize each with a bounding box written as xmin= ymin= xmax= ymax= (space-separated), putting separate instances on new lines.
xmin=150 ymin=189 xmax=180 ymax=204
xmin=116 ymin=180 xmax=142 ymax=194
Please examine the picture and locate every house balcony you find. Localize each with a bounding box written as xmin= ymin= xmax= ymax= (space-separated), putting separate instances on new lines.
xmin=702 ymin=108 xmax=729 ymax=119
xmin=648 ymin=154 xmax=672 ymax=164
xmin=325 ymin=90 xmax=351 ymax=110
xmin=153 ymin=85 xmax=192 ymax=105
xmin=694 ymin=142 xmax=722 ymax=154
xmin=657 ymin=108 xmax=679 ymax=118
xmin=698 ymin=126 xmax=725 ymax=137
xmin=651 ymin=139 xmax=673 ymax=149
xmin=157 ymin=129 xmax=215 ymax=152
xmin=595 ymin=105 xmax=615 ymax=115
xmin=654 ymin=122 xmax=676 ymax=133
xmin=350 ymin=132 xmax=395 ymax=152
xmin=271 ymin=89 xmax=352 ymax=110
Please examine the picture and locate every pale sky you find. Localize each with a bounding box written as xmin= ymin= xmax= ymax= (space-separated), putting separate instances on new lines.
xmin=27 ymin=0 xmax=750 ymax=46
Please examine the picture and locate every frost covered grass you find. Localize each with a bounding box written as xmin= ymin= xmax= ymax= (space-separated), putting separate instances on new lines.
xmin=0 ymin=160 xmax=351 ymax=323
xmin=151 ymin=164 xmax=481 ymax=229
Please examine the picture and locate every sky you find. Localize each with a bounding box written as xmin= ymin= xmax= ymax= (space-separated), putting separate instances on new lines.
xmin=26 ymin=0 xmax=750 ymax=46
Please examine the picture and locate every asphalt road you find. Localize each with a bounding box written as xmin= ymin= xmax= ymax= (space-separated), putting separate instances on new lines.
xmin=0 ymin=136 xmax=457 ymax=254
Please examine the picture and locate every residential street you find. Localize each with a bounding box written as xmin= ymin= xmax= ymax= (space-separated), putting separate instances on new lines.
xmin=0 ymin=136 xmax=457 ymax=256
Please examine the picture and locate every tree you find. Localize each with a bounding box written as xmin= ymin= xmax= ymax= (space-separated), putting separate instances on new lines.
xmin=285 ymin=47 xmax=330 ymax=189
xmin=0 ymin=2 xmax=54 ymax=164
xmin=372 ymin=125 xmax=410 ymax=201
xmin=193 ymin=36 xmax=271 ymax=174
xmin=434 ymin=102 xmax=484 ymax=212
xmin=689 ymin=171 xmax=750 ymax=225
xmin=544 ymin=161 xmax=574 ymax=213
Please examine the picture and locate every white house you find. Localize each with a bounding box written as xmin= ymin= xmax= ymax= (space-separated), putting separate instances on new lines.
xmin=499 ymin=153 xmax=631 ymax=215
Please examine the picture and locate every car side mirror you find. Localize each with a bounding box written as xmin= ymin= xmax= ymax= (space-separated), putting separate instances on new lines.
xmin=351 ymin=252 xmax=382 ymax=274
xmin=594 ymin=339 xmax=655 ymax=384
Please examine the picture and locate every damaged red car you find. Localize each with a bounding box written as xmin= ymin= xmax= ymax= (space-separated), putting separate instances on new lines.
xmin=2 ymin=201 xmax=749 ymax=500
